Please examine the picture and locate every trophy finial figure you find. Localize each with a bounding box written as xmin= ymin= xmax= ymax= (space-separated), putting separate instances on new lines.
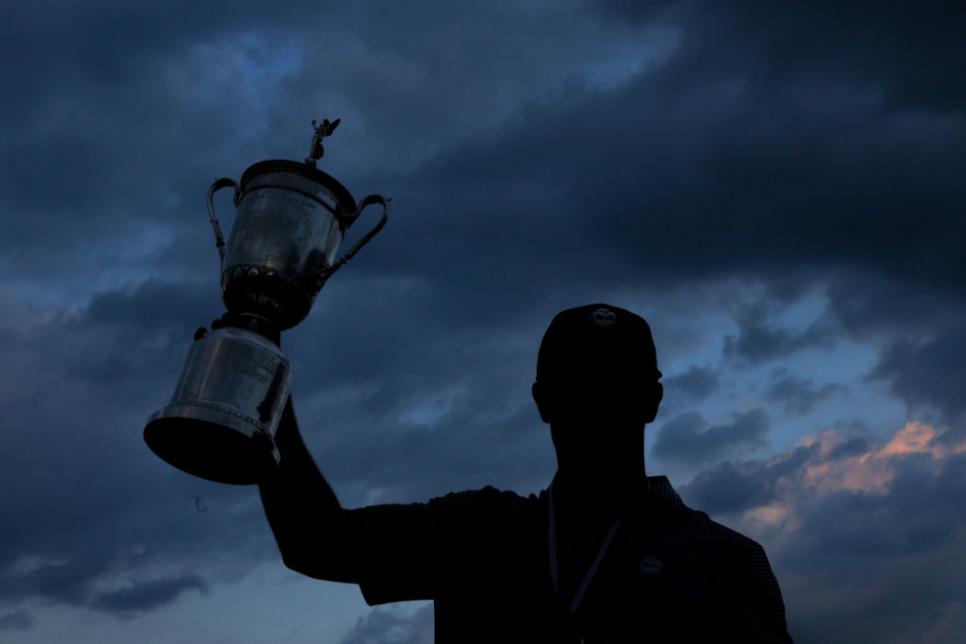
xmin=306 ymin=117 xmax=341 ymax=166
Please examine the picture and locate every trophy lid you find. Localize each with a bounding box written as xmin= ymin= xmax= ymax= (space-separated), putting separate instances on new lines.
xmin=238 ymin=117 xmax=357 ymax=216
xmin=239 ymin=160 xmax=356 ymax=214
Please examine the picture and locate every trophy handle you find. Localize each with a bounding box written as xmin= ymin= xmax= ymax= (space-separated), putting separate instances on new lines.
xmin=206 ymin=177 xmax=241 ymax=273
xmin=317 ymin=194 xmax=391 ymax=288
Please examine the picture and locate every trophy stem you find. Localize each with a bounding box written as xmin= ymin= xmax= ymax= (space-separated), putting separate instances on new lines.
xmin=215 ymin=311 xmax=282 ymax=347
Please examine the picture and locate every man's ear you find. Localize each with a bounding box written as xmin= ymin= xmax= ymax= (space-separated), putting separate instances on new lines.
xmin=532 ymin=381 xmax=552 ymax=424
xmin=643 ymin=382 xmax=664 ymax=424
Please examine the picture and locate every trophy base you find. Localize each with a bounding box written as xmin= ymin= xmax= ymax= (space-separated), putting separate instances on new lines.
xmin=144 ymin=408 xmax=279 ymax=485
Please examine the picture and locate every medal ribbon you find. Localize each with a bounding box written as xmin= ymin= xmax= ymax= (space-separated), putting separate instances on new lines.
xmin=548 ymin=482 xmax=624 ymax=615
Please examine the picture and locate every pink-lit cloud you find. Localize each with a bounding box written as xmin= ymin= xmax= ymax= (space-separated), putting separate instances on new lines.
xmin=726 ymin=421 xmax=966 ymax=543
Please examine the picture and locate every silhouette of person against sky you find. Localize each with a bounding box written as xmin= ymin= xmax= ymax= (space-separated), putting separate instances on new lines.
xmin=258 ymin=303 xmax=794 ymax=643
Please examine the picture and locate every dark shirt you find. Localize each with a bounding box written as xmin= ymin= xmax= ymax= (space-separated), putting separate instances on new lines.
xmin=344 ymin=474 xmax=793 ymax=643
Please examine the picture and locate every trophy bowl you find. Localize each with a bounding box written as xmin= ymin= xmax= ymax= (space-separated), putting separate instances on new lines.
xmin=220 ymin=159 xmax=360 ymax=330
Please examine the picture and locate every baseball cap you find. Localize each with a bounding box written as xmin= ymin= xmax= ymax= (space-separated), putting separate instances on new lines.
xmin=536 ymin=303 xmax=661 ymax=384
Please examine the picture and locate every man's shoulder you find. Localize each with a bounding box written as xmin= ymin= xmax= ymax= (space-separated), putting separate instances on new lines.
xmin=672 ymin=508 xmax=782 ymax=595
xmin=424 ymin=485 xmax=541 ymax=542
xmin=641 ymin=477 xmax=761 ymax=549
xmin=672 ymin=504 xmax=768 ymax=560
xmin=680 ymin=511 xmax=791 ymax=640
xmin=429 ymin=484 xmax=539 ymax=509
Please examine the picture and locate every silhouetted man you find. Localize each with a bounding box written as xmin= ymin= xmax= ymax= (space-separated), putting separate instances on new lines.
xmin=259 ymin=303 xmax=793 ymax=643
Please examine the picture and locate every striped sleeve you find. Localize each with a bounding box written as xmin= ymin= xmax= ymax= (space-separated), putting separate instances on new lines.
xmin=344 ymin=486 xmax=501 ymax=606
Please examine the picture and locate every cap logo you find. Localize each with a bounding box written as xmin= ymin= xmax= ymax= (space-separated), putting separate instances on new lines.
xmin=591 ymin=307 xmax=618 ymax=328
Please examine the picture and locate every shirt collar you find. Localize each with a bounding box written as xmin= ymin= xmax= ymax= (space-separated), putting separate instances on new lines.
xmin=543 ymin=472 xmax=685 ymax=513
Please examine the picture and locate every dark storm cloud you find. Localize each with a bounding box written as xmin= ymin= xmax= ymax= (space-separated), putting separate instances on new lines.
xmin=0 ymin=0 xmax=290 ymax=267
xmin=683 ymin=431 xmax=912 ymax=520
xmin=766 ymin=371 xmax=844 ymax=415
xmin=0 ymin=280 xmax=273 ymax=616
xmin=399 ymin=6 xmax=966 ymax=292
xmin=724 ymin=306 xmax=835 ymax=364
xmin=67 ymin=278 xmax=224 ymax=384
xmin=681 ymin=459 xmax=775 ymax=515
xmin=817 ymin=269 xmax=966 ymax=428
xmin=651 ymin=407 xmax=770 ymax=464
xmin=89 ymin=574 xmax=208 ymax=616
xmin=663 ymin=365 xmax=719 ymax=400
xmin=591 ymin=0 xmax=966 ymax=113
xmin=679 ymin=442 xmax=816 ymax=515
xmin=340 ymin=605 xmax=434 ymax=644
xmin=0 ymin=609 xmax=33 ymax=632
xmin=348 ymin=0 xmax=966 ymax=352
xmin=872 ymin=325 xmax=966 ymax=426
xmin=83 ymin=279 xmax=217 ymax=331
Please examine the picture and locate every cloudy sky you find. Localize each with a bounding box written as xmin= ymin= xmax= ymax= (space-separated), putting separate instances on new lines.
xmin=1 ymin=1 xmax=964 ymax=642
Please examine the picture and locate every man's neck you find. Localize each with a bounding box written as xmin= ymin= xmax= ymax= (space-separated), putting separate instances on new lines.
xmin=551 ymin=465 xmax=648 ymax=530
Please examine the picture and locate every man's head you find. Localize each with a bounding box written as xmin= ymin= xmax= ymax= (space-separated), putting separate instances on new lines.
xmin=531 ymin=304 xmax=663 ymax=467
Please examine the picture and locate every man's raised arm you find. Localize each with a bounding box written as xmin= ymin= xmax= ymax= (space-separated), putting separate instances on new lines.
xmin=257 ymin=395 xmax=475 ymax=604
xmin=257 ymin=395 xmax=358 ymax=582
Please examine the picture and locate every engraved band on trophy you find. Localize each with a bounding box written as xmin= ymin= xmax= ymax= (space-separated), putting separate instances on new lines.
xmin=143 ymin=118 xmax=390 ymax=485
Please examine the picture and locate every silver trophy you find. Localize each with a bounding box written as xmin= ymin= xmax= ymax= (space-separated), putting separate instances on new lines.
xmin=144 ymin=118 xmax=389 ymax=484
